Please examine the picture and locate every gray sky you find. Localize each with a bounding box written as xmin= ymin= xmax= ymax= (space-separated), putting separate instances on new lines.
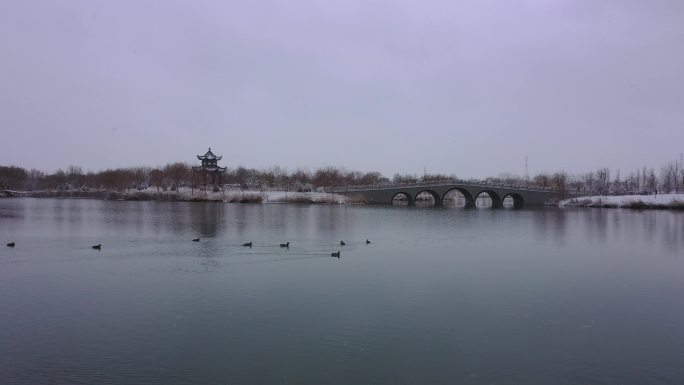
xmin=1 ymin=0 xmax=683 ymax=178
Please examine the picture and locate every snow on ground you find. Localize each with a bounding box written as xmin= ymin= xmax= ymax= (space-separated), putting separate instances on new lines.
xmin=16 ymin=187 xmax=350 ymax=203
xmin=560 ymin=193 xmax=684 ymax=209
xmin=132 ymin=187 xmax=347 ymax=204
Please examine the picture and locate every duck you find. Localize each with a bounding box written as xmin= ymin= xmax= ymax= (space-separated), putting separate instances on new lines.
xmin=280 ymin=242 xmax=290 ymax=248
xmin=6 ymin=241 xmax=15 ymax=247
xmin=340 ymin=241 xmax=346 ymax=246
xmin=366 ymin=239 xmax=371 ymax=244
xmin=92 ymin=244 xmax=101 ymax=250
xmin=331 ymin=251 xmax=341 ymax=258
xmin=192 ymin=238 xmax=200 ymax=242
xmin=242 ymin=241 xmax=253 ymax=247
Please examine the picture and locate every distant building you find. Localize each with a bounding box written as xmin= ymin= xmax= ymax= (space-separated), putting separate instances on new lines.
xmin=193 ymin=148 xmax=227 ymax=185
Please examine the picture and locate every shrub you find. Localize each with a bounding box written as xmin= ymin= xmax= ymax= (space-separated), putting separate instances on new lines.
xmin=230 ymin=193 xmax=262 ymax=203
xmin=627 ymin=200 xmax=647 ymax=209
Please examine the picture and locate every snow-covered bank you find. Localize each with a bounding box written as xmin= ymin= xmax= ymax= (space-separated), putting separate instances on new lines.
xmin=189 ymin=189 xmax=349 ymax=204
xmin=560 ymin=194 xmax=684 ymax=209
xmin=21 ymin=188 xmax=350 ymax=204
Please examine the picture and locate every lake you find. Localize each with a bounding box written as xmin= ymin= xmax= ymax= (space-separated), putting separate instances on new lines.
xmin=1 ymin=198 xmax=683 ymax=385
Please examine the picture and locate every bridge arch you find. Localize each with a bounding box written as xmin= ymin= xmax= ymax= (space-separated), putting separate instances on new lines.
xmin=502 ymin=193 xmax=524 ymax=209
xmin=414 ymin=189 xmax=442 ymax=207
xmin=475 ymin=190 xmax=502 ymax=208
xmin=391 ymin=192 xmax=414 ymax=206
xmin=442 ymin=187 xmax=474 ymax=208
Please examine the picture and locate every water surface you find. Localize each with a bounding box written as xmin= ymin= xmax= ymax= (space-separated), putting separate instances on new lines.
xmin=1 ymin=198 xmax=683 ymax=384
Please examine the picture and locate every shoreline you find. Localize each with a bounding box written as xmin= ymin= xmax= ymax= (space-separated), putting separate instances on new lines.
xmin=7 ymin=190 xmax=684 ymax=211
xmin=1 ymin=189 xmax=351 ymax=204
xmin=559 ymin=193 xmax=684 ymax=210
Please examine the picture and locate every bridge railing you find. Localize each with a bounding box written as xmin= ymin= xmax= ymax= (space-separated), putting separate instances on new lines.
xmin=322 ymin=179 xmax=557 ymax=193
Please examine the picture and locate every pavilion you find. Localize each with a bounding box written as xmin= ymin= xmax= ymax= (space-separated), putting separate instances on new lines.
xmin=193 ymin=148 xmax=227 ymax=185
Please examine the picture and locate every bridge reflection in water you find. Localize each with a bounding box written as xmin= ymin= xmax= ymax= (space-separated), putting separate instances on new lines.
xmin=327 ymin=181 xmax=571 ymax=209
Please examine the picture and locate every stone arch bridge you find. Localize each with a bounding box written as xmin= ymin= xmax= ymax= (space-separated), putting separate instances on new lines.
xmin=326 ymin=182 xmax=573 ymax=208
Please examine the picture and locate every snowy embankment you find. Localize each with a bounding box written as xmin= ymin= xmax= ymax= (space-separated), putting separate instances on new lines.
xmin=23 ymin=187 xmax=349 ymax=204
xmin=227 ymin=190 xmax=347 ymax=204
xmin=560 ymin=194 xmax=684 ymax=209
xmin=162 ymin=188 xmax=348 ymax=204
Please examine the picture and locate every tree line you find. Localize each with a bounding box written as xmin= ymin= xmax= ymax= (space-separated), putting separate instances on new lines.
xmin=1 ymin=157 xmax=683 ymax=195
xmin=0 ymin=164 xmax=390 ymax=193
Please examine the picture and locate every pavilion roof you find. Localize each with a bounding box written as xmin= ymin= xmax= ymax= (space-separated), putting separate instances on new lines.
xmin=193 ymin=165 xmax=227 ymax=173
xmin=197 ymin=147 xmax=222 ymax=161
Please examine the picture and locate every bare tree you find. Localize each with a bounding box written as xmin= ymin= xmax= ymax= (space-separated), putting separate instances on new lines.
xmin=634 ymin=169 xmax=641 ymax=192
xmin=551 ymin=171 xmax=567 ymax=198
xmin=0 ymin=166 xmax=28 ymax=190
xmin=392 ymin=173 xmax=418 ymax=185
xmin=613 ymin=169 xmax=622 ymax=194
xmin=646 ymin=168 xmax=657 ymax=194
xmin=584 ymin=172 xmax=594 ymax=193
xmin=150 ymin=168 xmax=164 ymax=192
xmin=533 ymin=173 xmax=551 ymax=188
xmin=26 ymin=169 xmax=44 ymax=191
xmin=642 ymin=166 xmax=648 ymax=192
xmin=595 ymin=168 xmax=610 ymax=194
xmin=164 ymin=162 xmax=190 ymax=194
xmin=674 ymin=159 xmax=681 ymax=193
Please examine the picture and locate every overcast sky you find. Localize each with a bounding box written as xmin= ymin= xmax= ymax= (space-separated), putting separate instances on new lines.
xmin=1 ymin=0 xmax=683 ymax=178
